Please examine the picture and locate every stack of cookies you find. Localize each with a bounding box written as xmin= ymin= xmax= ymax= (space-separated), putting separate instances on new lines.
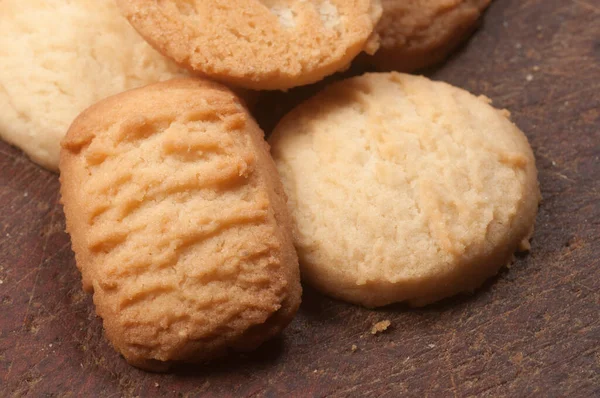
xmin=0 ymin=0 xmax=540 ymax=371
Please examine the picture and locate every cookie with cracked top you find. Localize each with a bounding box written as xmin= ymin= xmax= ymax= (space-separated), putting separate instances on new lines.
xmin=269 ymin=72 xmax=539 ymax=307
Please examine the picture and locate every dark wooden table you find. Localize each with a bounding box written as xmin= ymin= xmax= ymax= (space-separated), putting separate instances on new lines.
xmin=1 ymin=0 xmax=599 ymax=396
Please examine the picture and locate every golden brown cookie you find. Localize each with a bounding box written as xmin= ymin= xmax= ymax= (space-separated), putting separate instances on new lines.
xmin=60 ymin=78 xmax=301 ymax=370
xmin=369 ymin=0 xmax=491 ymax=72
xmin=117 ymin=0 xmax=382 ymax=90
xmin=270 ymin=72 xmax=540 ymax=308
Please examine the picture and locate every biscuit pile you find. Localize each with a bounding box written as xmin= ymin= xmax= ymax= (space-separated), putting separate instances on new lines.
xmin=1 ymin=0 xmax=540 ymax=370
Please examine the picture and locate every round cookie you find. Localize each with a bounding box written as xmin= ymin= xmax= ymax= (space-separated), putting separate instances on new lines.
xmin=269 ymin=72 xmax=540 ymax=307
xmin=60 ymin=78 xmax=301 ymax=370
xmin=0 ymin=0 xmax=185 ymax=172
xmin=369 ymin=0 xmax=491 ymax=72
xmin=117 ymin=0 xmax=382 ymax=90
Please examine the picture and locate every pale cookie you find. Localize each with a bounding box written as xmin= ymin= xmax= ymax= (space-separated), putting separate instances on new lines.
xmin=117 ymin=0 xmax=382 ymax=90
xmin=0 ymin=0 xmax=189 ymax=172
xmin=368 ymin=0 xmax=491 ymax=72
xmin=270 ymin=72 xmax=540 ymax=308
xmin=60 ymin=78 xmax=301 ymax=371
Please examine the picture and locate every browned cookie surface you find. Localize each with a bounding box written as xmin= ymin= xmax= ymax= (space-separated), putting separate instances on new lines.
xmin=59 ymin=78 xmax=301 ymax=371
xmin=117 ymin=0 xmax=382 ymax=90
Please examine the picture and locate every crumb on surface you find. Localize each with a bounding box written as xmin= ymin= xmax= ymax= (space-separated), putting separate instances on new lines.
xmin=351 ymin=344 xmax=358 ymax=352
xmin=371 ymin=320 xmax=391 ymax=335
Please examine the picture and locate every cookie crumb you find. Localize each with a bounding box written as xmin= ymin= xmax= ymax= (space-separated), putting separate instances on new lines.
xmin=154 ymin=383 xmax=160 ymax=388
xmin=510 ymin=352 xmax=524 ymax=365
xmin=526 ymin=74 xmax=533 ymax=82
xmin=371 ymin=320 xmax=391 ymax=335
xmin=351 ymin=344 xmax=358 ymax=352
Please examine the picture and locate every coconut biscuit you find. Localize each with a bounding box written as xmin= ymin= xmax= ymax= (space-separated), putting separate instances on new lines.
xmin=270 ymin=72 xmax=540 ymax=307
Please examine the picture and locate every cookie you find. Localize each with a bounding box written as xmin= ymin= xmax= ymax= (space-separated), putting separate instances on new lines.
xmin=0 ymin=0 xmax=185 ymax=172
xmin=369 ymin=0 xmax=491 ymax=72
xmin=59 ymin=78 xmax=302 ymax=371
xmin=117 ymin=0 xmax=382 ymax=90
xmin=269 ymin=72 xmax=540 ymax=307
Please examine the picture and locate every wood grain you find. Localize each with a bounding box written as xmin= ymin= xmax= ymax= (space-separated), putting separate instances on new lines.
xmin=1 ymin=0 xmax=599 ymax=396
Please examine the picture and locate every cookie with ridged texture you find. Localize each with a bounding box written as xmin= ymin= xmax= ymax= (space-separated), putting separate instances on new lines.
xmin=368 ymin=0 xmax=491 ymax=72
xmin=269 ymin=72 xmax=539 ymax=308
xmin=0 ymin=0 xmax=186 ymax=171
xmin=59 ymin=78 xmax=301 ymax=371
xmin=117 ymin=0 xmax=382 ymax=90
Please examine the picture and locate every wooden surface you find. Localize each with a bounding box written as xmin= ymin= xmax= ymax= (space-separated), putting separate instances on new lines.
xmin=1 ymin=0 xmax=599 ymax=396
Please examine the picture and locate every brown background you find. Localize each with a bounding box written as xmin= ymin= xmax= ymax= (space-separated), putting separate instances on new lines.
xmin=1 ymin=0 xmax=599 ymax=396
